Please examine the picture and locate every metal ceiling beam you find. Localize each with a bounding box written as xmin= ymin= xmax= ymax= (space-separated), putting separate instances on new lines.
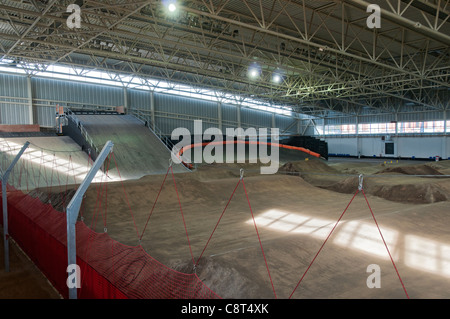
xmin=343 ymin=0 xmax=450 ymax=45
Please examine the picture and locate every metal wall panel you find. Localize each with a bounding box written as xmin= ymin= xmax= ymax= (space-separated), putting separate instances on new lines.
xmin=32 ymin=77 xmax=123 ymax=107
xmin=156 ymin=116 xmax=194 ymax=136
xmin=241 ymin=107 xmax=272 ymax=129
xmin=155 ymin=92 xmax=217 ymax=117
xmin=34 ymin=105 xmax=56 ymax=127
xmin=155 ymin=92 xmax=219 ymax=133
xmin=0 ymin=72 xmax=301 ymax=133
xmin=0 ymin=103 xmax=30 ymax=125
xmin=397 ymin=110 xmax=444 ymax=122
xmin=0 ymin=74 xmax=30 ymax=124
xmin=0 ymin=73 xmax=28 ymax=97
xmin=221 ymin=103 xmax=238 ymax=130
xmin=357 ymin=113 xmax=395 ymax=124
xmin=128 ymin=89 xmax=150 ymax=110
xmin=275 ymin=115 xmax=298 ymax=134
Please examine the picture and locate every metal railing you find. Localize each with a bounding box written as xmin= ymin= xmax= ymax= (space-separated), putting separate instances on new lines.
xmin=65 ymin=109 xmax=100 ymax=156
xmin=129 ymin=108 xmax=175 ymax=151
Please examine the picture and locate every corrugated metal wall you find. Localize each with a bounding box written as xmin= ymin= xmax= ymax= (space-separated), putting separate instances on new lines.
xmin=128 ymin=88 xmax=149 ymax=110
xmin=0 ymin=74 xmax=30 ymax=124
xmin=276 ymin=115 xmax=298 ymax=134
xmin=241 ymin=107 xmax=272 ymax=129
xmin=0 ymin=72 xmax=300 ymax=135
xmin=1 ymin=72 xmax=449 ymax=138
xmin=154 ymin=92 xmax=218 ymax=134
xmin=32 ymin=77 xmax=123 ymax=107
xmin=221 ymin=103 xmax=238 ymax=131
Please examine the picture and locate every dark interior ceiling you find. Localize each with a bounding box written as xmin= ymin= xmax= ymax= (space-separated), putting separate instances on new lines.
xmin=0 ymin=0 xmax=448 ymax=118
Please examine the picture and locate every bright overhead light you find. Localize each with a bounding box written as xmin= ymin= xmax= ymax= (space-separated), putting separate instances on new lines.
xmin=168 ymin=3 xmax=177 ymax=12
xmin=163 ymin=0 xmax=178 ymax=13
xmin=272 ymin=74 xmax=282 ymax=84
xmin=249 ymin=69 xmax=259 ymax=78
xmin=272 ymin=69 xmax=284 ymax=84
xmin=248 ymin=63 xmax=261 ymax=79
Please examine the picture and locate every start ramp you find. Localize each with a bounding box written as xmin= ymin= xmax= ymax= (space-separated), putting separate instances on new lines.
xmin=69 ymin=114 xmax=187 ymax=180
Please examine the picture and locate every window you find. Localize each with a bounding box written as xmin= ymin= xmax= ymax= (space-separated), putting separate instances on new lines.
xmin=358 ymin=123 xmax=396 ymax=134
xmin=424 ymin=121 xmax=444 ymax=133
xmin=398 ymin=121 xmax=444 ymax=134
xmin=322 ymin=124 xmax=356 ymax=135
xmin=316 ymin=120 xmax=447 ymax=136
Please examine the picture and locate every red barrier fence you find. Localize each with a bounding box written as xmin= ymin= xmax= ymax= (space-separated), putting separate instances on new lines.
xmin=1 ymin=184 xmax=219 ymax=299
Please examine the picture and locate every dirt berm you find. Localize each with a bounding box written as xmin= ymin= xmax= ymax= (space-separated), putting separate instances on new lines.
xmin=279 ymin=160 xmax=450 ymax=204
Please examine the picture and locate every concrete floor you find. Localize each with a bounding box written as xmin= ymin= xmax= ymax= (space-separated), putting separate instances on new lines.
xmin=0 ymin=229 xmax=61 ymax=299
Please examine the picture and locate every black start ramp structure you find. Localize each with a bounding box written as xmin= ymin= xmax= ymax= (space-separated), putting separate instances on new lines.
xmin=66 ymin=114 xmax=187 ymax=180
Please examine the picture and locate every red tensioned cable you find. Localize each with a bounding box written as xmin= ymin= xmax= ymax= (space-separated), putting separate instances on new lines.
xmin=92 ymin=169 xmax=106 ymax=229
xmin=38 ymin=150 xmax=45 ymax=188
xmin=242 ymin=178 xmax=278 ymax=299
xmin=195 ymin=178 xmax=242 ymax=267
xmin=289 ymin=189 xmax=360 ymax=299
xmin=361 ymin=189 xmax=409 ymax=299
xmin=170 ymin=165 xmax=195 ymax=266
xmin=27 ymin=152 xmax=37 ymax=190
xmin=139 ymin=165 xmax=171 ymax=242
xmin=24 ymin=156 xmax=30 ymax=193
xmin=80 ymin=154 xmax=113 ymax=291
xmin=62 ymin=154 xmax=72 ymax=209
xmin=53 ymin=153 xmax=62 ymax=190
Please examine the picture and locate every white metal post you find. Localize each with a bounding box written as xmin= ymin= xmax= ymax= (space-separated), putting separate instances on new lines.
xmin=1 ymin=141 xmax=30 ymax=272
xmin=66 ymin=140 xmax=114 ymax=299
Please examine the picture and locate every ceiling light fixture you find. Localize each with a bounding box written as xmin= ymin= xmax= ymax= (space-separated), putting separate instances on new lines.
xmin=168 ymin=3 xmax=177 ymax=12
xmin=248 ymin=63 xmax=261 ymax=80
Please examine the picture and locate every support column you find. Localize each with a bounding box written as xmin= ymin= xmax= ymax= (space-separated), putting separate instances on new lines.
xmin=26 ymin=77 xmax=34 ymax=125
xmin=217 ymin=102 xmax=223 ymax=131
xmin=66 ymin=141 xmax=114 ymax=299
xmin=356 ymin=116 xmax=360 ymax=158
xmin=237 ymin=105 xmax=241 ymax=128
xmin=395 ymin=112 xmax=399 ymax=158
xmin=123 ymin=87 xmax=128 ymax=112
xmin=2 ymin=141 xmax=30 ymax=273
xmin=443 ymin=110 xmax=447 ymax=159
xmin=150 ymin=91 xmax=155 ymax=131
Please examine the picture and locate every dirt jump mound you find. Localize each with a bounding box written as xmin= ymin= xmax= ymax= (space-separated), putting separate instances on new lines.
xmin=377 ymin=164 xmax=444 ymax=176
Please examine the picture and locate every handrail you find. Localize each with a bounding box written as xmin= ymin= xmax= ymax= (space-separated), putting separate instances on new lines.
xmin=129 ymin=108 xmax=175 ymax=150
xmin=65 ymin=109 xmax=100 ymax=156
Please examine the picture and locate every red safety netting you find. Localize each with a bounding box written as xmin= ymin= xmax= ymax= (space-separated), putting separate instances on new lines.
xmin=1 ymin=183 xmax=220 ymax=299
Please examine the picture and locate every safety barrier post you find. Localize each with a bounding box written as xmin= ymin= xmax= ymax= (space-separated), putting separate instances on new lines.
xmin=1 ymin=141 xmax=30 ymax=272
xmin=66 ymin=140 xmax=114 ymax=299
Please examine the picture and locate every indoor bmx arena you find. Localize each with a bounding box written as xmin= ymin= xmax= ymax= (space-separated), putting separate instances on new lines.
xmin=1 ymin=113 xmax=450 ymax=300
xmin=0 ymin=0 xmax=449 ymax=304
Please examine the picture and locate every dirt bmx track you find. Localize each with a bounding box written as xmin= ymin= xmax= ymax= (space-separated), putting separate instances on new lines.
xmin=2 ymin=131 xmax=450 ymax=299
xmin=79 ymin=156 xmax=450 ymax=299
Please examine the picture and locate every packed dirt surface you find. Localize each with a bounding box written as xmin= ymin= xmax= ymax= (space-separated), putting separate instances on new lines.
xmin=5 ymin=155 xmax=450 ymax=299
xmin=280 ymin=158 xmax=450 ymax=204
xmin=73 ymin=157 xmax=450 ymax=299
